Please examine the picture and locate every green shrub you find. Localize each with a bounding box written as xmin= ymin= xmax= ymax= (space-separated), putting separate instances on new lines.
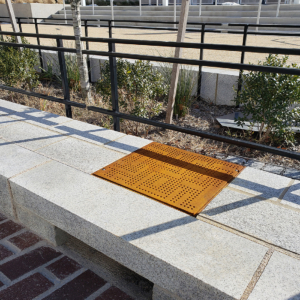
xmin=235 ymin=54 xmax=300 ymax=145
xmin=0 ymin=36 xmax=39 ymax=88
xmin=96 ymin=59 xmax=167 ymax=119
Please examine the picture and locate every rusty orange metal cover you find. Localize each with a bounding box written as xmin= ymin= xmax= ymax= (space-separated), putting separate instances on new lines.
xmin=93 ymin=142 xmax=244 ymax=215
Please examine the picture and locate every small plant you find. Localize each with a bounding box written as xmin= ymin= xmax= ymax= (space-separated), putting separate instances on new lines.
xmin=235 ymin=54 xmax=300 ymax=146
xmin=0 ymin=36 xmax=39 ymax=89
xmin=174 ymin=67 xmax=196 ymax=118
xmin=160 ymin=62 xmax=196 ymax=118
xmin=96 ymin=59 xmax=167 ymax=119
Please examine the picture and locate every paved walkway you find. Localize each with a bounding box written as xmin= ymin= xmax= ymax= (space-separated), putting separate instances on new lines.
xmin=0 ymin=213 xmax=134 ymax=300
xmin=1 ymin=24 xmax=300 ymax=66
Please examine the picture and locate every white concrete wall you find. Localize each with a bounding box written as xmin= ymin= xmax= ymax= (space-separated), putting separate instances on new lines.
xmin=0 ymin=3 xmax=64 ymax=21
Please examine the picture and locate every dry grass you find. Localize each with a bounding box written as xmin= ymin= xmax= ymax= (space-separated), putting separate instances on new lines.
xmin=1 ymin=83 xmax=299 ymax=170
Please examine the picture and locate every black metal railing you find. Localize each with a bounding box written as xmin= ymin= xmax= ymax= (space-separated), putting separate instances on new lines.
xmin=0 ymin=24 xmax=300 ymax=161
xmin=1 ymin=17 xmax=300 ymax=96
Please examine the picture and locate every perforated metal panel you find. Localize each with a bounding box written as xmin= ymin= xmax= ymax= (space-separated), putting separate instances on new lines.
xmin=93 ymin=142 xmax=244 ymax=215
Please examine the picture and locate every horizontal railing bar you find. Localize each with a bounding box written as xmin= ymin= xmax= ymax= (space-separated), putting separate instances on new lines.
xmin=1 ymin=32 xmax=300 ymax=56
xmin=2 ymin=17 xmax=300 ymax=29
xmin=87 ymin=106 xmax=300 ymax=160
xmin=0 ymin=85 xmax=86 ymax=108
xmin=227 ymin=30 xmax=300 ymax=37
xmin=1 ymin=41 xmax=300 ymax=75
xmin=228 ymin=23 xmax=300 ymax=28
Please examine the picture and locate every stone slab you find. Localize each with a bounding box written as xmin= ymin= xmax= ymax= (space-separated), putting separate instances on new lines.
xmin=0 ymin=100 xmax=71 ymax=129
xmin=262 ymin=164 xmax=284 ymax=175
xmin=229 ymin=167 xmax=292 ymax=200
xmin=0 ymin=138 xmax=49 ymax=218
xmin=9 ymin=160 xmax=268 ymax=300
xmin=216 ymin=111 xmax=300 ymax=133
xmin=15 ymin=204 xmax=69 ymax=246
xmin=0 ymin=115 xmax=21 ymax=129
xmin=248 ymin=251 xmax=300 ymax=300
xmin=281 ymin=180 xmax=300 ymax=209
xmin=200 ymin=188 xmax=300 ymax=254
xmin=283 ymin=168 xmax=300 ymax=180
xmin=0 ymin=121 xmax=68 ymax=151
xmin=244 ymin=159 xmax=265 ymax=170
xmin=224 ymin=155 xmax=247 ymax=165
xmin=53 ymin=119 xmax=125 ymax=147
xmin=152 ymin=284 xmax=183 ymax=300
xmin=105 ymin=135 xmax=152 ymax=154
xmin=37 ymin=137 xmax=125 ymax=174
xmin=0 ymin=99 xmax=38 ymax=115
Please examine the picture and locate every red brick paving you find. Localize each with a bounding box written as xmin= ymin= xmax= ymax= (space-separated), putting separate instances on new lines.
xmin=0 ymin=220 xmax=23 ymax=239
xmin=0 ymin=216 xmax=135 ymax=299
xmin=96 ymin=286 xmax=134 ymax=300
xmin=0 ymin=247 xmax=61 ymax=280
xmin=46 ymin=256 xmax=81 ymax=280
xmin=0 ymin=244 xmax=13 ymax=261
xmin=9 ymin=231 xmax=41 ymax=250
xmin=43 ymin=270 xmax=107 ymax=300
xmin=0 ymin=273 xmax=53 ymax=300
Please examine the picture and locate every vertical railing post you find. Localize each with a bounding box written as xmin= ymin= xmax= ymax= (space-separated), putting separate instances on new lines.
xmin=34 ymin=18 xmax=44 ymax=71
xmin=85 ymin=20 xmax=91 ymax=82
xmin=197 ymin=24 xmax=205 ymax=100
xmin=56 ymin=39 xmax=72 ymax=118
xmin=18 ymin=18 xmax=22 ymax=32
xmin=237 ymin=24 xmax=248 ymax=105
xmin=108 ymin=20 xmax=120 ymax=132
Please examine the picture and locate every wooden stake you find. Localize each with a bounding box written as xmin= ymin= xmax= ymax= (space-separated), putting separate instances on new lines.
xmin=5 ymin=0 xmax=22 ymax=44
xmin=165 ymin=0 xmax=190 ymax=124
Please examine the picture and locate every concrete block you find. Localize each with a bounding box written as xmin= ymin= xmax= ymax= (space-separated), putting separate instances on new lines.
xmin=283 ymin=168 xmax=300 ymax=180
xmin=0 ymin=99 xmax=71 ymax=129
xmin=105 ymin=135 xmax=152 ymax=154
xmin=244 ymin=159 xmax=265 ymax=170
xmin=200 ymin=71 xmax=217 ymax=104
xmin=0 ymin=99 xmax=37 ymax=115
xmin=37 ymin=137 xmax=125 ymax=174
xmin=0 ymin=115 xmax=21 ymax=129
xmin=15 ymin=204 xmax=68 ymax=246
xmin=262 ymin=164 xmax=284 ymax=175
xmin=215 ymin=73 xmax=238 ymax=106
xmin=201 ymin=188 xmax=300 ymax=254
xmin=229 ymin=167 xmax=291 ymax=200
xmin=53 ymin=119 xmax=125 ymax=146
xmin=0 ymin=121 xmax=68 ymax=151
xmin=152 ymin=284 xmax=183 ymax=300
xmin=248 ymin=251 xmax=300 ymax=300
xmin=9 ymin=160 xmax=268 ymax=300
xmin=0 ymin=138 xmax=49 ymax=218
xmin=281 ymin=180 xmax=300 ymax=209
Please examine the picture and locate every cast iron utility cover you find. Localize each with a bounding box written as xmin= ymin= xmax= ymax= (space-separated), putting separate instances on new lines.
xmin=93 ymin=142 xmax=244 ymax=215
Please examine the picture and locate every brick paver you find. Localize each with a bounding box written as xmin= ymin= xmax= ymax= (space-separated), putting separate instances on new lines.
xmin=0 ymin=273 xmax=53 ymax=300
xmin=9 ymin=231 xmax=41 ymax=250
xmin=46 ymin=256 xmax=81 ymax=280
xmin=44 ymin=270 xmax=107 ymax=300
xmin=95 ymin=286 xmax=134 ymax=300
xmin=0 ymin=215 xmax=135 ymax=299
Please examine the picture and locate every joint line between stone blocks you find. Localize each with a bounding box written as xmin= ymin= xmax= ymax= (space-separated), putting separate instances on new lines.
xmin=240 ymin=247 xmax=274 ymax=300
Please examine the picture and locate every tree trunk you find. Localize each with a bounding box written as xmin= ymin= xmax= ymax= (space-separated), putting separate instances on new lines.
xmin=5 ymin=0 xmax=21 ymax=44
xmin=70 ymin=0 xmax=92 ymax=105
xmin=165 ymin=0 xmax=190 ymax=124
